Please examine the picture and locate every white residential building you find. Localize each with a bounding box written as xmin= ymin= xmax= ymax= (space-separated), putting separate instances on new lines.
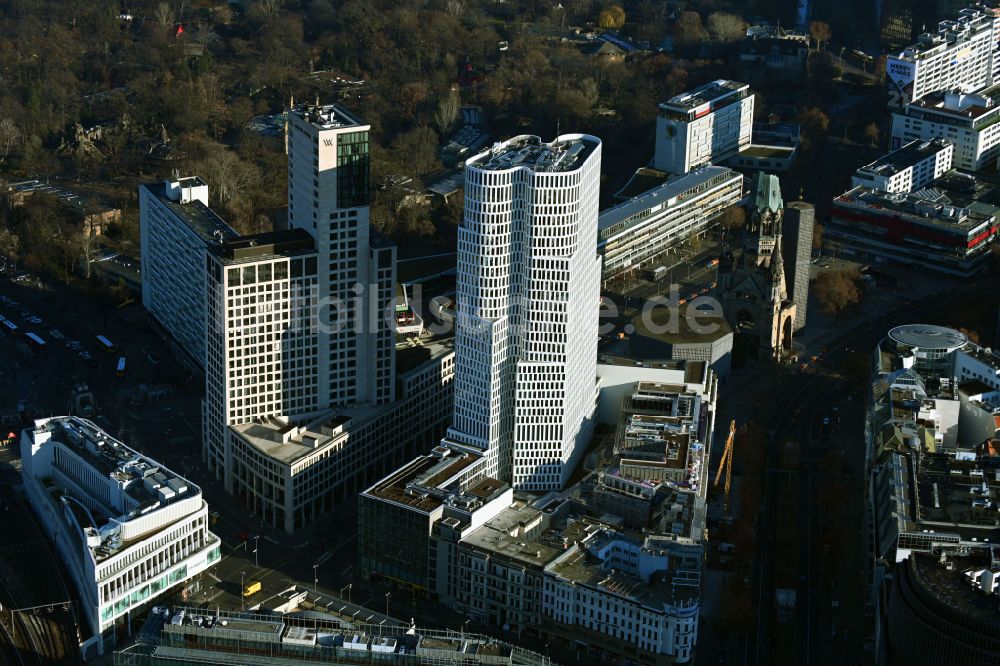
xmin=851 ymin=138 xmax=954 ymax=193
xmin=139 ymin=177 xmax=238 ymax=370
xmin=202 ymin=230 xmax=323 ymax=479
xmin=545 ymin=529 xmax=701 ymax=664
xmin=286 ymin=103 xmax=396 ymax=408
xmin=598 ymin=166 xmax=743 ymax=278
xmin=890 ymin=87 xmax=1000 ymax=170
xmin=885 ymin=7 xmax=999 ymax=108
xmin=442 ymin=134 xmax=602 ymax=491
xmin=653 ymin=80 xmax=754 ymax=175
xmin=20 ymin=416 xmax=220 ymax=655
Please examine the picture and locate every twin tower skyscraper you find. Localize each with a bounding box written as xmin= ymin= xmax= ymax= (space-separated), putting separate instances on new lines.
xmin=444 ymin=133 xmax=603 ymax=491
xmin=147 ymin=101 xmax=603 ymax=494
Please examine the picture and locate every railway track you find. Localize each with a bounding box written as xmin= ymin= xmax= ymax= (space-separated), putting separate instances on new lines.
xmin=0 ymin=488 xmax=79 ymax=665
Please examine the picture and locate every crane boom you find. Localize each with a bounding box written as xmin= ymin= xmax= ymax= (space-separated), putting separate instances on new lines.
xmin=714 ymin=420 xmax=736 ymax=516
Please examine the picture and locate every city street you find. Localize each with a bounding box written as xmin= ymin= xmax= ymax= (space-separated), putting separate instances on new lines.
xmin=698 ymin=278 xmax=985 ymax=666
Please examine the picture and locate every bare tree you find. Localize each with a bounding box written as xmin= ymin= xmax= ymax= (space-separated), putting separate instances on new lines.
xmin=445 ymin=0 xmax=464 ymax=20
xmin=197 ymin=149 xmax=257 ymax=212
xmin=864 ymin=122 xmax=880 ymax=147
xmin=257 ymin=0 xmax=284 ymax=16
xmin=0 ymin=118 xmax=22 ymax=164
xmin=706 ymin=12 xmax=746 ymax=42
xmin=810 ymin=20 xmax=832 ymax=51
xmin=79 ymin=230 xmax=98 ymax=279
xmin=434 ymin=89 xmax=461 ymax=137
xmin=155 ymin=2 xmax=174 ymax=29
xmin=813 ymin=270 xmax=860 ymax=317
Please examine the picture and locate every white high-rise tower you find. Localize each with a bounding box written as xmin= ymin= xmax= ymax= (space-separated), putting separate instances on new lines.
xmin=286 ymin=103 xmax=396 ymax=408
xmin=443 ymin=134 xmax=602 ymax=491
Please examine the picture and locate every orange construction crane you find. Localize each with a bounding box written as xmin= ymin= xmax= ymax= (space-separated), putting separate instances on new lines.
xmin=714 ymin=419 xmax=736 ymax=516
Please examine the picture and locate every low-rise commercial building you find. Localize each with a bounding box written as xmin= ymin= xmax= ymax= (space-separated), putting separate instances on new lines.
xmin=828 ymin=184 xmax=997 ymax=276
xmin=890 ymin=87 xmax=1000 ymax=170
xmin=851 ymin=138 xmax=954 ymax=192
xmin=598 ymin=166 xmax=743 ymax=279
xmin=20 ymin=417 xmax=221 ymax=656
xmin=227 ymin=340 xmax=457 ymax=533
xmin=115 ymin=606 xmax=553 ymax=666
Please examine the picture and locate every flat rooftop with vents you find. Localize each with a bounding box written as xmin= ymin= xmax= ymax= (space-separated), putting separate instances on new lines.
xmin=469 ymin=134 xmax=599 ymax=173
xmin=290 ymin=103 xmax=367 ymax=130
xmin=658 ymin=80 xmax=750 ymax=117
xmin=23 ymin=416 xmax=207 ymax=562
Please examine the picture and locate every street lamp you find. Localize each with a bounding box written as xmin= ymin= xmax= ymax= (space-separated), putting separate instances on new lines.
xmin=240 ymin=570 xmax=246 ymax=611
xmin=340 ymin=583 xmax=352 ymax=603
xmin=253 ymin=535 xmax=259 ymax=567
xmin=313 ymin=564 xmax=319 ymax=592
xmin=384 ymin=592 xmax=391 ymax=618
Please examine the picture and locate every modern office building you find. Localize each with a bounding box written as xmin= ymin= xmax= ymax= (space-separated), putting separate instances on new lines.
xmin=139 ymin=177 xmax=239 ymax=370
xmin=358 ymin=445 xmax=510 ymax=593
xmin=20 ymin=417 xmax=221 ymax=655
xmin=286 ymin=103 xmax=396 ymax=408
xmin=828 ymin=185 xmax=997 ymax=276
xmin=226 ymin=340 xmax=457 ymax=533
xmin=781 ymin=201 xmax=814 ymax=332
xmin=597 ymin=166 xmax=744 ymax=279
xmin=202 ymin=230 xmax=322 ymax=478
xmin=442 ymin=133 xmax=603 ymax=491
xmin=864 ymin=324 xmax=1000 ymax=662
xmin=885 ymin=6 xmax=1000 ymax=108
xmin=890 ymin=86 xmax=1000 ymax=170
xmin=851 ymin=138 xmax=954 ymax=192
xmin=653 ymin=80 xmax=754 ymax=175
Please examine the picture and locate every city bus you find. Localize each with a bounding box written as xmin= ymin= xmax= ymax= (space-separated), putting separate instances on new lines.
xmin=0 ymin=319 xmax=17 ymax=334
xmin=96 ymin=335 xmax=115 ymax=353
xmin=25 ymin=332 xmax=46 ymax=352
xmin=116 ymin=356 xmax=126 ymax=377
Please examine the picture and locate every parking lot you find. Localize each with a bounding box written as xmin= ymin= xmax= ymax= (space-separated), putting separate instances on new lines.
xmin=0 ymin=277 xmax=201 ymax=451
